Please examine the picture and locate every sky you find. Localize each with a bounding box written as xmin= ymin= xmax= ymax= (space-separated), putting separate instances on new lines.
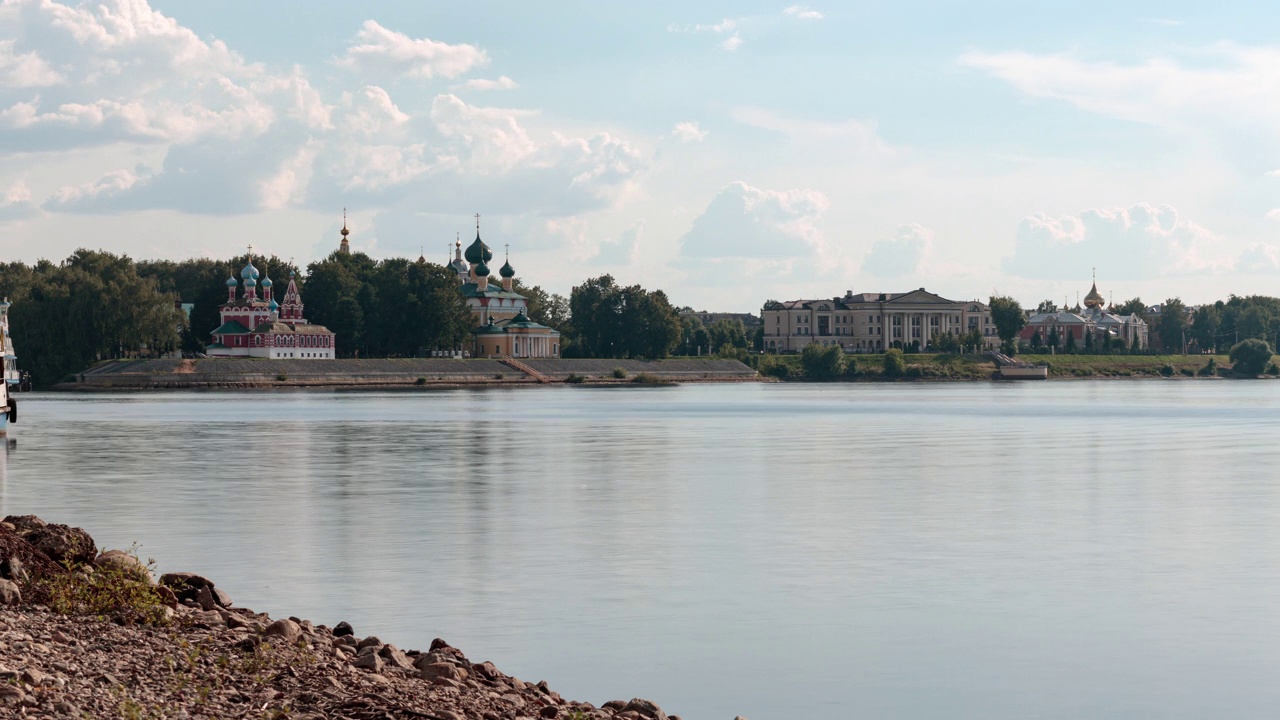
xmin=3 ymin=0 xmax=1280 ymax=312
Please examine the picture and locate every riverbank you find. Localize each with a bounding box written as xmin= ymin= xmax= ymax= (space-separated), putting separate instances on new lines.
xmin=60 ymin=357 xmax=759 ymax=390
xmin=0 ymin=515 xmax=693 ymax=720
xmin=761 ymin=352 xmax=1257 ymax=381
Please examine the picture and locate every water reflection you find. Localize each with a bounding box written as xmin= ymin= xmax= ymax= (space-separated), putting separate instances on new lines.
xmin=5 ymin=383 xmax=1280 ymax=720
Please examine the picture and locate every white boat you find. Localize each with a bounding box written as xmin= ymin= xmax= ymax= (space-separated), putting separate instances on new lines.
xmin=0 ymin=299 xmax=15 ymax=436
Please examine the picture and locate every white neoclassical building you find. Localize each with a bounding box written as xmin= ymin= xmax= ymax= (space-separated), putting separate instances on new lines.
xmin=761 ymin=288 xmax=999 ymax=353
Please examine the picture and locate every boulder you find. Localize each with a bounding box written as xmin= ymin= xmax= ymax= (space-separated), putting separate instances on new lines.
xmin=378 ymin=644 xmax=414 ymax=671
xmin=263 ymin=618 xmax=302 ymax=643
xmin=25 ymin=524 xmax=96 ymax=566
xmin=418 ymin=662 xmax=467 ymax=683
xmin=356 ymin=635 xmax=382 ymax=650
xmin=1 ymin=515 xmax=44 ymax=535
xmin=622 ymin=698 xmax=668 ymax=720
xmin=158 ymin=572 xmax=215 ymax=602
xmin=0 ymin=579 xmax=19 ymax=606
xmin=332 ymin=621 xmax=354 ymax=637
xmin=353 ymin=652 xmax=383 ymax=672
xmin=0 ymin=557 xmax=25 ymax=583
xmin=94 ymin=550 xmax=151 ymax=582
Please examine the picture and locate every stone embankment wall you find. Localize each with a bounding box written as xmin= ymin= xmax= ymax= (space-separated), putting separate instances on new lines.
xmin=63 ymin=358 xmax=758 ymax=389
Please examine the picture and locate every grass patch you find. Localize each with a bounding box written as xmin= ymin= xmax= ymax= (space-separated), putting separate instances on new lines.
xmin=564 ymin=373 xmax=586 ymax=384
xmin=631 ymin=373 xmax=674 ymax=385
xmin=612 ymin=367 xmax=628 ymax=379
xmin=30 ymin=551 xmax=170 ymax=626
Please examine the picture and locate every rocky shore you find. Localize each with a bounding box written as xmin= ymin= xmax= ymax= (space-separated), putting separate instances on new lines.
xmin=0 ymin=516 xmax=716 ymax=720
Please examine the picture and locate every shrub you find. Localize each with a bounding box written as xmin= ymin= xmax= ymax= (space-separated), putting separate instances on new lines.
xmin=565 ymin=373 xmax=586 ymax=384
xmin=631 ymin=373 xmax=673 ymax=385
xmin=1198 ymin=358 xmax=1217 ymax=376
xmin=758 ymin=355 xmax=791 ymax=379
xmin=1229 ymin=339 xmax=1272 ymax=376
xmin=883 ymin=348 xmax=906 ymax=377
xmin=800 ymin=344 xmax=845 ymax=380
xmin=612 ymin=367 xmax=627 ymax=379
xmin=1180 ymin=368 xmax=1195 ymax=377
xmin=415 ymin=377 xmax=427 ymax=385
xmin=30 ymin=554 xmax=170 ymax=626
xmin=1159 ymin=364 xmax=1174 ymax=377
xmin=842 ymin=356 xmax=859 ymax=379
xmin=494 ymin=373 xmax=505 ymax=380
xmin=1269 ymin=363 xmax=1280 ymax=376
xmin=904 ymin=365 xmax=924 ymax=378
xmin=275 ymin=374 xmax=287 ymax=382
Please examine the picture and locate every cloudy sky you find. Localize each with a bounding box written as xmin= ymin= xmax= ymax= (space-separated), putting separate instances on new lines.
xmin=3 ymin=0 xmax=1280 ymax=311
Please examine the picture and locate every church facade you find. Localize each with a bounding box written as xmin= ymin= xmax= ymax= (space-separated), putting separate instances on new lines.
xmin=207 ymin=257 xmax=336 ymax=359
xmin=761 ymin=288 xmax=999 ymax=353
xmin=1019 ymin=278 xmax=1148 ymax=350
xmin=446 ymin=221 xmax=561 ymax=359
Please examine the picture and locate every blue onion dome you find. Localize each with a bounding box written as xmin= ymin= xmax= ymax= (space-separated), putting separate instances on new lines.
xmin=474 ymin=259 xmax=490 ymax=277
xmin=226 ymin=276 xmax=238 ymax=287
xmin=464 ymin=235 xmax=493 ymax=264
xmin=499 ymin=260 xmax=515 ymax=278
xmin=245 ymin=277 xmax=257 ymax=287
xmin=261 ymin=275 xmax=273 ymax=288
xmin=241 ymin=261 xmax=259 ymax=280
xmin=268 ymin=299 xmax=279 ymax=311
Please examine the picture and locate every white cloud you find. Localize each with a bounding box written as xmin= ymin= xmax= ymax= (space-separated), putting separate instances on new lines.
xmin=0 ymin=39 xmax=61 ymax=87
xmin=668 ymin=7 xmax=820 ymax=51
xmin=452 ymin=76 xmax=518 ymax=91
xmin=595 ymin=222 xmax=643 ymax=265
xmin=340 ymin=20 xmax=487 ymax=80
xmin=731 ymin=106 xmax=889 ymax=153
xmin=1003 ymin=203 xmax=1224 ymax=280
xmin=958 ymin=43 xmax=1280 ymax=134
xmin=1236 ymin=243 xmax=1280 ymax=273
xmin=783 ymin=6 xmax=824 ymax=21
xmin=0 ymin=180 xmax=39 ymax=221
xmin=863 ymin=224 xmax=933 ymax=277
xmin=671 ymin=121 xmax=707 ymax=142
xmin=679 ymin=181 xmax=829 ymax=259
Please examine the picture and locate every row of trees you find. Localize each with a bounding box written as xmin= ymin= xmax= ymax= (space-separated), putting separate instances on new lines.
xmin=0 ymin=249 xmax=705 ymax=384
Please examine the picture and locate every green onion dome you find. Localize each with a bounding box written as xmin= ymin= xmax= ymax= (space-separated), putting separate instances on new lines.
xmin=499 ymin=260 xmax=515 ymax=278
xmin=474 ymin=260 xmax=490 ymax=277
xmin=464 ymin=235 xmax=493 ymax=264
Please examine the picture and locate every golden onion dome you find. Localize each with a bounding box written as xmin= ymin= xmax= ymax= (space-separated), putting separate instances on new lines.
xmin=1084 ymin=281 xmax=1105 ymax=308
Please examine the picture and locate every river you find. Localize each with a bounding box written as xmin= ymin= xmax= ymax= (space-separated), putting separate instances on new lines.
xmin=3 ymin=381 xmax=1279 ymax=719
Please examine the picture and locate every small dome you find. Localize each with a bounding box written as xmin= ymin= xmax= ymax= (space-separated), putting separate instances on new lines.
xmin=241 ymin=262 xmax=259 ymax=280
xmin=261 ymin=276 xmax=273 ymax=288
xmin=268 ymin=299 xmax=279 ymax=311
xmin=226 ymin=276 xmax=238 ymax=287
xmin=464 ymin=235 xmax=493 ymax=264
xmin=499 ymin=260 xmax=515 ymax=278
xmin=474 ymin=260 xmax=490 ymax=277
xmin=245 ymin=277 xmax=257 ymax=287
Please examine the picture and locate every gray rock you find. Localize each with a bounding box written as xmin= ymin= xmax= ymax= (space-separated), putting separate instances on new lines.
xmin=622 ymin=698 xmax=668 ymax=720
xmin=418 ymin=662 xmax=467 ymax=682
xmin=158 ymin=572 xmax=215 ymax=602
xmin=1 ymin=515 xmax=45 ymax=535
xmin=0 ymin=579 xmax=19 ymax=606
xmin=20 ymin=668 xmax=48 ymax=686
xmin=0 ymin=684 xmax=24 ymax=705
xmin=25 ymin=524 xmax=97 ymax=566
xmin=94 ymin=550 xmax=150 ymax=581
xmin=333 ymin=621 xmax=354 ymax=637
xmin=0 ymin=557 xmax=25 ymax=583
xmin=263 ymin=618 xmax=302 ymax=643
xmin=352 ymin=652 xmax=383 ymax=672
xmin=196 ymin=585 xmax=217 ymax=611
xmin=378 ymin=644 xmax=414 ymax=670
xmin=356 ymin=635 xmax=382 ymax=650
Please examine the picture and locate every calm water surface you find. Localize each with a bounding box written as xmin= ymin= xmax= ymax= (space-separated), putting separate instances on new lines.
xmin=4 ymin=381 xmax=1280 ymax=719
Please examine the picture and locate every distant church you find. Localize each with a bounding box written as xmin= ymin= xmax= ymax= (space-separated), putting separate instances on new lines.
xmin=207 ymin=250 xmax=335 ymax=359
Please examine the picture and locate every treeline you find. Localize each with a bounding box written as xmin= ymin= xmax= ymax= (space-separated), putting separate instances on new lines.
xmin=0 ymin=249 xmax=701 ymax=385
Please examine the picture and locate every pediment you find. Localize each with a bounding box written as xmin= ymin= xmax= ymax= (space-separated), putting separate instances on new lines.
xmin=883 ymin=289 xmax=955 ymax=305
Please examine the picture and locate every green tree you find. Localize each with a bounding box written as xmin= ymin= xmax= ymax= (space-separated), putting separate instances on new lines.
xmin=1065 ymin=331 xmax=1077 ymax=353
xmin=882 ymin=348 xmax=906 ymax=377
xmin=1190 ymin=305 xmax=1221 ymax=353
xmin=1115 ymin=298 xmax=1146 ymax=319
xmin=801 ymin=343 xmax=845 ymax=379
xmin=707 ymin=319 xmax=748 ymax=350
xmin=1047 ymin=326 xmax=1060 ymax=348
xmin=1035 ymin=299 xmax=1057 ymax=314
xmin=1083 ymin=330 xmax=1094 ymax=353
xmin=1157 ymin=298 xmax=1188 ymax=353
xmin=1230 ymin=338 xmax=1273 ymax=376
xmin=989 ymin=296 xmax=1026 ymax=348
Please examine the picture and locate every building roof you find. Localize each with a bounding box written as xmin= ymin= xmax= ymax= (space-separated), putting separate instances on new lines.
xmin=769 ymin=288 xmax=985 ymax=312
xmin=212 ymin=320 xmax=251 ymax=335
xmin=503 ymin=311 xmax=560 ymax=335
xmin=251 ymin=321 xmax=334 ymax=335
xmin=473 ymin=318 xmax=507 ymax=335
xmin=460 ymin=283 xmax=525 ymax=300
